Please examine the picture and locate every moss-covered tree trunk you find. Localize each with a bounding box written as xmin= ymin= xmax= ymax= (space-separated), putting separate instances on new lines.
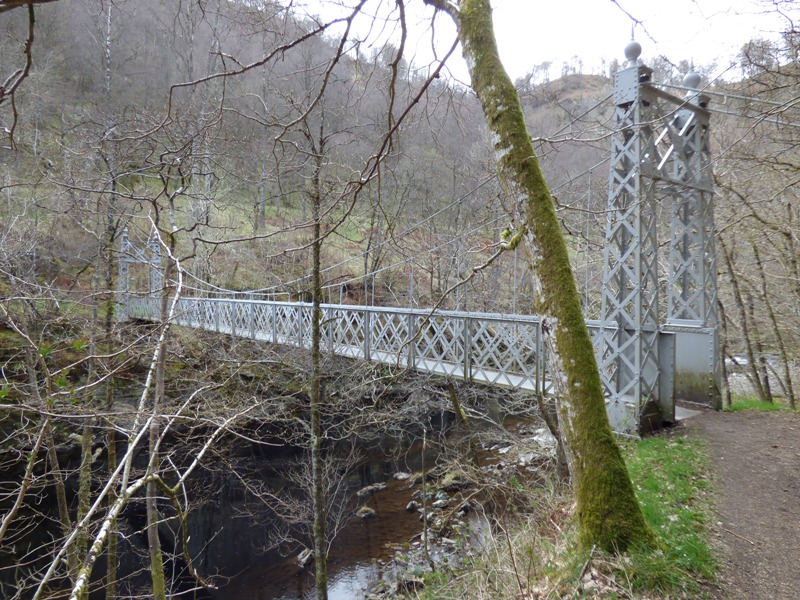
xmin=443 ymin=0 xmax=655 ymax=552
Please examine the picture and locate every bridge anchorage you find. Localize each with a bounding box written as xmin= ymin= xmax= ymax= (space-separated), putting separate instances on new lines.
xmin=118 ymin=42 xmax=719 ymax=437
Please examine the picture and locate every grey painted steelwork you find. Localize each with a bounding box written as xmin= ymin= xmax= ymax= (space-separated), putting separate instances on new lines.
xmin=117 ymin=228 xmax=162 ymax=322
xmin=665 ymin=73 xmax=721 ymax=409
xmin=117 ymin=228 xmax=130 ymax=321
xmin=664 ymin=319 xmax=720 ymax=407
xmin=118 ymin=42 xmax=720 ymax=435
xmin=600 ymin=41 xmax=719 ymax=433
xmin=666 ymin=74 xmax=716 ymax=326
xmin=124 ymin=294 xmax=605 ymax=397
xmin=600 ymin=41 xmax=662 ymax=434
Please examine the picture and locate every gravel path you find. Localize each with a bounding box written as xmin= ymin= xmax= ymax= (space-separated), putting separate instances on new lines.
xmin=687 ymin=410 xmax=800 ymax=599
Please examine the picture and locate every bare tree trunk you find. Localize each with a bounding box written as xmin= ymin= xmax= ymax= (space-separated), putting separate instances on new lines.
xmin=146 ymin=426 xmax=166 ymax=600
xmin=25 ymin=350 xmax=74 ymax=554
xmin=430 ymin=0 xmax=655 ymax=552
xmin=745 ymin=290 xmax=773 ymax=402
xmin=753 ymin=242 xmax=795 ymax=407
xmin=75 ymin=196 xmax=108 ymax=600
xmin=719 ymin=238 xmax=767 ymax=401
xmin=147 ymin=258 xmax=171 ymax=600
xmin=445 ymin=381 xmax=478 ymax=463
xmin=76 ymin=401 xmax=94 ymax=600
xmin=535 ymin=393 xmax=569 ymax=480
xmin=718 ymin=300 xmax=733 ymax=409
xmin=104 ymin=380 xmax=118 ymax=600
xmin=256 ymin=173 xmax=267 ymax=233
xmin=73 ymin=366 xmax=96 ymax=600
xmin=783 ymin=203 xmax=800 ymax=318
xmin=310 ymin=147 xmax=328 ymax=600
xmin=100 ymin=138 xmax=120 ymax=600
xmin=103 ymin=201 xmax=119 ymax=600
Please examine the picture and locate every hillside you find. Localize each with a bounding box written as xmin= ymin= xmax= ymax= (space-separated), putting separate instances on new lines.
xmin=1 ymin=1 xmax=800 ymax=599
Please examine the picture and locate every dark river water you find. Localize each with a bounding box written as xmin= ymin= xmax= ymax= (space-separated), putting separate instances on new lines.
xmin=199 ymin=430 xmax=500 ymax=600
xmin=131 ymin=429 xmax=452 ymax=600
xmin=1 ymin=411 xmax=516 ymax=600
xmin=218 ymin=475 xmax=426 ymax=600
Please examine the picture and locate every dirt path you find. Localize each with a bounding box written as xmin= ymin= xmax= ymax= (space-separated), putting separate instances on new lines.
xmin=687 ymin=410 xmax=800 ymax=599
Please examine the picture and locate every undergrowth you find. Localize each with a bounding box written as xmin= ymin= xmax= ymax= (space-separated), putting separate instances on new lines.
xmin=411 ymin=431 xmax=716 ymax=599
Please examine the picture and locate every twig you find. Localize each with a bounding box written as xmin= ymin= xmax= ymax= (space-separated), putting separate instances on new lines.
xmin=722 ymin=527 xmax=756 ymax=546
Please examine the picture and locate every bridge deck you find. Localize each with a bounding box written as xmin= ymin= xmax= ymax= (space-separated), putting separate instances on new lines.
xmin=125 ymin=296 xmax=607 ymax=395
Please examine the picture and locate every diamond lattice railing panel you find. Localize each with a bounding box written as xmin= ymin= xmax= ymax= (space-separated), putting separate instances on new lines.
xmin=194 ymin=300 xmax=214 ymax=329
xmin=414 ymin=315 xmax=465 ymax=376
xmin=217 ymin=301 xmax=236 ymax=332
xmin=273 ymin=304 xmax=302 ymax=343
xmin=207 ymin=301 xmax=220 ymax=329
xmin=470 ymin=319 xmax=539 ymax=387
xmin=125 ymin=296 xmax=138 ymax=318
xmin=252 ymin=303 xmax=273 ymax=338
xmin=231 ymin=303 xmax=246 ymax=333
xmin=327 ymin=307 xmax=366 ymax=355
xmin=193 ymin=299 xmax=207 ymax=327
xmin=299 ymin=307 xmax=313 ymax=347
xmin=176 ymin=298 xmax=198 ymax=327
xmin=371 ymin=312 xmax=410 ymax=357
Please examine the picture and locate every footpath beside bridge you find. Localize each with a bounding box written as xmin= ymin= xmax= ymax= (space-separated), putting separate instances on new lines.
xmin=120 ymin=42 xmax=721 ymax=436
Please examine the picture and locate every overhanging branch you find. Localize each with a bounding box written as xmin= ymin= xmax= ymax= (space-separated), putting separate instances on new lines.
xmin=0 ymin=0 xmax=58 ymax=14
xmin=1 ymin=3 xmax=35 ymax=149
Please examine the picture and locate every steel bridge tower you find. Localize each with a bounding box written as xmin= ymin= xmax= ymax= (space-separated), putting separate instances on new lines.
xmin=117 ymin=227 xmax=162 ymax=322
xmin=599 ymin=41 xmax=719 ymax=435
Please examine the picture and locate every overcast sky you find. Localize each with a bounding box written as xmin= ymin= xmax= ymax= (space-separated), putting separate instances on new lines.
xmin=302 ymin=0 xmax=796 ymax=83
xmin=488 ymin=0 xmax=793 ymax=81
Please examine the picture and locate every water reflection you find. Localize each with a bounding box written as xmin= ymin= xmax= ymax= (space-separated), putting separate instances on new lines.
xmin=215 ymin=476 xmax=423 ymax=599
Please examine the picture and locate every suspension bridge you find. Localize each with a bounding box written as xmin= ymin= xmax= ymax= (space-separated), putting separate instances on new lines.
xmin=119 ymin=42 xmax=720 ymax=436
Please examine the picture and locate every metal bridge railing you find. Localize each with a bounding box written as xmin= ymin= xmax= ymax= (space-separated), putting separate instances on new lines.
xmin=125 ymin=295 xmax=608 ymax=396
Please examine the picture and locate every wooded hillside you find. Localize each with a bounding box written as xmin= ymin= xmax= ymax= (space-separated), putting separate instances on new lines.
xmin=1 ymin=1 xmax=799 ymax=598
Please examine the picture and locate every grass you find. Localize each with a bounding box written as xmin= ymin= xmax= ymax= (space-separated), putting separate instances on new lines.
xmin=620 ymin=434 xmax=717 ymax=596
xmin=409 ymin=431 xmax=717 ymax=599
xmin=725 ymin=396 xmax=796 ymax=413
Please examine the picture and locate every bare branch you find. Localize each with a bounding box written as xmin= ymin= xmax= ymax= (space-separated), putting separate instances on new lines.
xmin=0 ymin=0 xmax=58 ymax=14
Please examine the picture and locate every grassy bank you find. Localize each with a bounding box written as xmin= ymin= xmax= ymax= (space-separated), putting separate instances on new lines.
xmin=412 ymin=430 xmax=717 ymax=599
xmin=726 ymin=396 xmax=798 ymax=413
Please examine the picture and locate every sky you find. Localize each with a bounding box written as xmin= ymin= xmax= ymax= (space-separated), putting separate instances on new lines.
xmin=300 ymin=0 xmax=796 ymax=83
xmin=487 ymin=0 xmax=794 ymax=81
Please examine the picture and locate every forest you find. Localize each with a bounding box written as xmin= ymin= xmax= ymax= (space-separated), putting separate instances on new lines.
xmin=1 ymin=0 xmax=799 ymax=599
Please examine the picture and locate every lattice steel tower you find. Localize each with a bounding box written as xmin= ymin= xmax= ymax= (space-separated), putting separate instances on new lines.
xmin=599 ymin=41 xmax=719 ymax=435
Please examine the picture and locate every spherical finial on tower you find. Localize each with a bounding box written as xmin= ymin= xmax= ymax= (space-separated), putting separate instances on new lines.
xmin=624 ymin=40 xmax=642 ymax=68
xmin=683 ymin=70 xmax=701 ymax=90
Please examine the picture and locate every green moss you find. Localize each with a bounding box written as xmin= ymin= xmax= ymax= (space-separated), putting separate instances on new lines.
xmin=674 ymin=371 xmax=714 ymax=405
xmin=457 ymin=0 xmax=655 ymax=553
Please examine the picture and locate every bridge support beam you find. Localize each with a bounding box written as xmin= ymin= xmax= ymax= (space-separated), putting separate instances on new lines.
xmin=599 ymin=42 xmax=719 ymax=435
